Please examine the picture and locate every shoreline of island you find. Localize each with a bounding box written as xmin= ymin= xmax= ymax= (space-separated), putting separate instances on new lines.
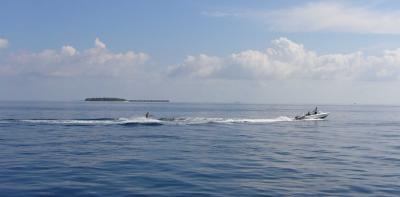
xmin=84 ymin=97 xmax=169 ymax=102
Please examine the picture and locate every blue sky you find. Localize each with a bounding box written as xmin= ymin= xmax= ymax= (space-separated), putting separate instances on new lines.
xmin=2 ymin=0 xmax=400 ymax=104
xmin=1 ymin=0 xmax=293 ymax=62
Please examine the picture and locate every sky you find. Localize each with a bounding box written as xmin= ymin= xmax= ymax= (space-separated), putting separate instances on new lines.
xmin=1 ymin=0 xmax=400 ymax=104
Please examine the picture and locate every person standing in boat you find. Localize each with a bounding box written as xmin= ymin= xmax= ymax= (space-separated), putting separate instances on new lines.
xmin=313 ymin=107 xmax=318 ymax=114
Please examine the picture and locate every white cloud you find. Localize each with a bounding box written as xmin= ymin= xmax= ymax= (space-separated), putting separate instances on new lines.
xmin=94 ymin=37 xmax=106 ymax=49
xmin=206 ymin=2 xmax=400 ymax=34
xmin=169 ymin=37 xmax=400 ymax=81
xmin=61 ymin=45 xmax=76 ymax=56
xmin=0 ymin=38 xmax=8 ymax=48
xmin=0 ymin=38 xmax=149 ymax=77
xmin=168 ymin=54 xmax=223 ymax=78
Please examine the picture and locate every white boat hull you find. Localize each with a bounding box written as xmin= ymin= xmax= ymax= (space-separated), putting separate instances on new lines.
xmin=295 ymin=112 xmax=329 ymax=120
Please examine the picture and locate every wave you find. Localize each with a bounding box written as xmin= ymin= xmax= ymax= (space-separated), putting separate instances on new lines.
xmin=8 ymin=117 xmax=162 ymax=126
xmin=161 ymin=116 xmax=294 ymax=125
xmin=0 ymin=116 xmax=298 ymax=126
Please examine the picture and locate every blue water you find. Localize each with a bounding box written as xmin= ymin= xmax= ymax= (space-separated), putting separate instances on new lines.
xmin=1 ymin=101 xmax=400 ymax=196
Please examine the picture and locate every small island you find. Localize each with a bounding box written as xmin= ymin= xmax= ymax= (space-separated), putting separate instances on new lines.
xmin=85 ymin=97 xmax=126 ymax=101
xmin=85 ymin=97 xmax=170 ymax=102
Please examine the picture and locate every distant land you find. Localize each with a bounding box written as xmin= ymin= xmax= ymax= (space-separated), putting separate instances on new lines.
xmin=85 ymin=97 xmax=126 ymax=101
xmin=85 ymin=97 xmax=170 ymax=102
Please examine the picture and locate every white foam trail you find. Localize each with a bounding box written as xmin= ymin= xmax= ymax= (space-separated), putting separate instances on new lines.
xmin=302 ymin=118 xmax=325 ymax=121
xmin=163 ymin=116 xmax=294 ymax=125
xmin=21 ymin=119 xmax=117 ymax=125
xmin=216 ymin=116 xmax=293 ymax=123
xmin=19 ymin=117 xmax=162 ymax=125
xmin=117 ymin=117 xmax=162 ymax=124
xmin=14 ymin=116 xmax=298 ymax=126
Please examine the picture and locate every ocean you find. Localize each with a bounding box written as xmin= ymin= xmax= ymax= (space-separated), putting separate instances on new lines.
xmin=1 ymin=101 xmax=400 ymax=196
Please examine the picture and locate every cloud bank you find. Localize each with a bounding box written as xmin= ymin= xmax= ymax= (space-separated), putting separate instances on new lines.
xmin=0 ymin=38 xmax=149 ymax=77
xmin=205 ymin=2 xmax=400 ymax=34
xmin=169 ymin=37 xmax=400 ymax=81
xmin=3 ymin=37 xmax=400 ymax=81
xmin=0 ymin=38 xmax=8 ymax=48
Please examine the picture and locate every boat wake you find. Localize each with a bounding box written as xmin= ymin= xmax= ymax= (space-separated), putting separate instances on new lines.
xmin=7 ymin=117 xmax=163 ymax=126
xmin=0 ymin=115 xmax=324 ymax=126
xmin=160 ymin=116 xmax=293 ymax=125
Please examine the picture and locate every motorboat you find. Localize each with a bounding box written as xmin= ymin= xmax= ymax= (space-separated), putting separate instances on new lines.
xmin=295 ymin=112 xmax=329 ymax=120
xmin=295 ymin=107 xmax=329 ymax=120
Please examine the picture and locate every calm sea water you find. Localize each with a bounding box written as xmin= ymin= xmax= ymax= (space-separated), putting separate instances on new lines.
xmin=1 ymin=101 xmax=400 ymax=196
